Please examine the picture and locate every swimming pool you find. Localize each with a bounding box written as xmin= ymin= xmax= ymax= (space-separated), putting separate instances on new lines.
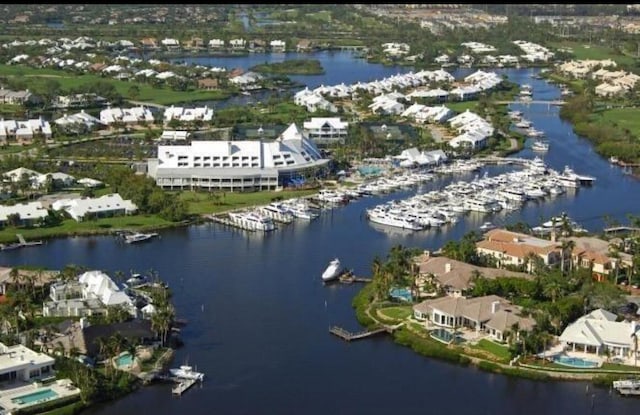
xmin=11 ymin=388 xmax=58 ymax=405
xmin=115 ymin=352 xmax=134 ymax=367
xmin=430 ymin=328 xmax=463 ymax=344
xmin=358 ymin=166 xmax=383 ymax=176
xmin=553 ymin=355 xmax=600 ymax=368
xmin=389 ymin=287 xmax=412 ymax=302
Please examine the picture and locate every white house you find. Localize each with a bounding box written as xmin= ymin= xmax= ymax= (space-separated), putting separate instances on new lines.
xmin=100 ymin=106 xmax=154 ymax=125
xmin=229 ymin=38 xmax=246 ymax=49
xmin=0 ymin=342 xmax=55 ymax=381
xmin=0 ymin=117 xmax=52 ymax=142
xmin=52 ymin=193 xmax=138 ymax=221
xmin=302 ymin=117 xmax=349 ymax=144
xmin=208 ymin=39 xmax=225 ymax=48
xmin=163 ymin=106 xmax=214 ymax=123
xmin=0 ymin=201 xmax=49 ymax=226
xmin=559 ymin=308 xmax=640 ymax=360
xmin=54 ymin=110 xmax=105 ymax=131
xmin=270 ymin=39 xmax=286 ymax=52
xmin=160 ymin=38 xmax=180 ymax=48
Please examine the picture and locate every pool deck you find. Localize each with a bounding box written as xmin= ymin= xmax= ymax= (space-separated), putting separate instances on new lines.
xmin=0 ymin=379 xmax=81 ymax=413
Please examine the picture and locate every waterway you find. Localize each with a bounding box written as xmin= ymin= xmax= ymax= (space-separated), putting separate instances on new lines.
xmin=2 ymin=56 xmax=639 ymax=414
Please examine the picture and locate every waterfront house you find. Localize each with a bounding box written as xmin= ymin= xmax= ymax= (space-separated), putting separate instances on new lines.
xmin=270 ymin=39 xmax=286 ymax=52
xmin=413 ymin=253 xmax=532 ymax=298
xmin=51 ymin=193 xmax=137 ymax=222
xmin=559 ymin=308 xmax=640 ymax=360
xmin=476 ymin=229 xmax=562 ymax=271
xmin=0 ymin=201 xmax=49 ymax=227
xmin=208 ymin=38 xmax=225 ymax=49
xmin=0 ymin=342 xmax=55 ymax=382
xmin=148 ymin=122 xmax=330 ymax=191
xmin=43 ymin=270 xmax=136 ymax=318
xmin=302 ymin=117 xmax=349 ymax=145
xmin=229 ymin=71 xmax=264 ymax=90
xmin=562 ymin=236 xmax=633 ymax=281
xmin=229 ymin=38 xmax=246 ymax=49
xmin=434 ymin=54 xmax=450 ymax=64
xmin=412 ymin=295 xmax=535 ymax=342
xmin=197 ymin=78 xmax=220 ymax=90
xmin=160 ymin=38 xmax=180 ymax=49
xmin=394 ymin=148 xmax=448 ymax=168
xmin=296 ymin=39 xmax=312 ymax=52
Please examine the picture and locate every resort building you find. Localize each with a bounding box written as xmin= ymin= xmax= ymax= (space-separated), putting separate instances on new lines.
xmin=51 ymin=193 xmax=138 ymax=222
xmin=43 ymin=270 xmax=136 ymax=318
xmin=476 ymin=229 xmax=562 ymax=271
xmin=412 ymin=295 xmax=535 ymax=342
xmin=147 ymin=123 xmax=331 ymax=191
xmin=559 ymin=308 xmax=640 ymax=360
xmin=302 ymin=117 xmax=349 ymax=145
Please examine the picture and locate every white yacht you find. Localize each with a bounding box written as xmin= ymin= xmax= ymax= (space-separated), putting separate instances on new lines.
xmin=228 ymin=211 xmax=276 ymax=232
xmin=322 ymin=258 xmax=343 ymax=282
xmin=170 ymin=365 xmax=205 ymax=381
xmin=124 ymin=232 xmax=159 ymax=244
xmin=515 ymin=120 xmax=532 ymax=129
xmin=367 ymin=207 xmax=423 ymax=230
xmin=317 ymin=189 xmax=346 ymax=204
xmin=531 ymin=140 xmax=549 ymax=152
xmin=285 ymin=201 xmax=319 ymax=220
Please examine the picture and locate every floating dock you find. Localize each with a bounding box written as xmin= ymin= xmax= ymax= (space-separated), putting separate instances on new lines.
xmin=1 ymin=234 xmax=44 ymax=251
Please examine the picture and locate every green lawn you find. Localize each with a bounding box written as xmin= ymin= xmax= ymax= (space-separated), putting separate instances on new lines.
xmin=0 ymin=215 xmax=173 ymax=243
xmin=601 ymin=362 xmax=640 ymax=371
xmin=471 ymin=339 xmax=512 ymax=362
xmin=447 ymin=101 xmax=478 ymax=113
xmin=377 ymin=306 xmax=413 ymax=321
xmin=178 ymin=189 xmax=319 ymax=215
xmin=0 ymin=64 xmax=230 ymax=105
xmin=549 ymin=41 xmax=638 ymax=66
xmin=590 ymin=107 xmax=640 ymax=138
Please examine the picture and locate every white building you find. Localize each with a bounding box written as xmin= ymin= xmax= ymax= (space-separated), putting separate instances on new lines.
xmin=163 ymin=106 xmax=214 ymax=123
xmin=270 ymin=39 xmax=286 ymax=52
xmin=100 ymin=106 xmax=154 ymax=125
xmin=302 ymin=117 xmax=349 ymax=144
xmin=0 ymin=117 xmax=52 ymax=142
xmin=0 ymin=201 xmax=49 ymax=226
xmin=51 ymin=193 xmax=138 ymax=221
xmin=148 ymin=123 xmax=331 ymax=191
xmin=0 ymin=342 xmax=55 ymax=381
xmin=559 ymin=308 xmax=640 ymax=360
xmin=394 ymin=147 xmax=448 ymax=168
xmin=54 ymin=110 xmax=105 ymax=131
xmin=208 ymin=39 xmax=225 ymax=48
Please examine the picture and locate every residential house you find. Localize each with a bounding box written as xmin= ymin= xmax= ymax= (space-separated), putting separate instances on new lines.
xmin=197 ymin=78 xmax=219 ymax=90
xmin=100 ymin=106 xmax=154 ymax=125
xmin=412 ymin=295 xmax=535 ymax=342
xmin=190 ymin=37 xmax=204 ymax=49
xmin=208 ymin=39 xmax=225 ymax=49
xmin=296 ymin=39 xmax=312 ymax=52
xmin=229 ymin=38 xmax=246 ymax=49
xmin=476 ymin=228 xmax=562 ymax=270
xmin=51 ymin=193 xmax=138 ymax=222
xmin=270 ymin=39 xmax=286 ymax=52
xmin=163 ymin=106 xmax=214 ymax=124
xmin=413 ymin=253 xmax=532 ymax=298
xmin=0 ymin=88 xmax=40 ymax=105
xmin=0 ymin=342 xmax=55 ymax=382
xmin=54 ymin=110 xmax=105 ymax=132
xmin=302 ymin=117 xmax=349 ymax=144
xmin=160 ymin=38 xmax=180 ymax=49
xmin=0 ymin=201 xmax=49 ymax=227
xmin=563 ymin=236 xmax=633 ymax=282
xmin=559 ymin=308 xmax=640 ymax=360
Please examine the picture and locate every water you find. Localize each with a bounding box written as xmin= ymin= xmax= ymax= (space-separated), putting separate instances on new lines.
xmin=13 ymin=389 xmax=58 ymax=404
xmin=2 ymin=59 xmax=639 ymax=414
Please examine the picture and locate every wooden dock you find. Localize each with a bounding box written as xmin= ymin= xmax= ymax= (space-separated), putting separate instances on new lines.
xmin=172 ymin=378 xmax=197 ymax=395
xmin=329 ymin=326 xmax=390 ymax=341
xmin=338 ymin=272 xmax=372 ymax=284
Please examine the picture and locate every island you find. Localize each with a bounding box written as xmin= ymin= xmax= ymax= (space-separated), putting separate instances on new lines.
xmin=249 ymin=59 xmax=325 ymax=75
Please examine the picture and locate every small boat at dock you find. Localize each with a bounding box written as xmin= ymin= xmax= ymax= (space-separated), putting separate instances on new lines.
xmin=170 ymin=365 xmax=205 ymax=381
xmin=124 ymin=232 xmax=159 ymax=244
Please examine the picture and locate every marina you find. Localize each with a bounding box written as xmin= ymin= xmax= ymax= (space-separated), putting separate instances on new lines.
xmin=4 ymin=64 xmax=640 ymax=415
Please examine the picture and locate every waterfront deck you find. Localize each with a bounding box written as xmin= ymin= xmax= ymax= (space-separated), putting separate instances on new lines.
xmin=329 ymin=323 xmax=402 ymax=341
xmin=172 ymin=378 xmax=197 ymax=396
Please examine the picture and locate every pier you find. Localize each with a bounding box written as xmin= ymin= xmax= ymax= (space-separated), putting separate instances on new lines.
xmin=0 ymin=234 xmax=44 ymax=251
xmin=329 ymin=324 xmax=401 ymax=341
xmin=337 ymin=271 xmax=372 ymax=284
xmin=207 ymin=214 xmax=262 ymax=231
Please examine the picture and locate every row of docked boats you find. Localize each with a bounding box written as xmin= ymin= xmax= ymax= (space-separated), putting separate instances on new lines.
xmin=365 ymin=157 xmax=595 ymax=232
xmin=508 ymin=110 xmax=549 ymax=151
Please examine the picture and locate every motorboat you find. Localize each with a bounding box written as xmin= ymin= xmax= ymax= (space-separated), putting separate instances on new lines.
xmin=479 ymin=222 xmax=496 ymax=232
xmin=322 ymin=258 xmax=343 ymax=282
xmin=170 ymin=365 xmax=204 ymax=381
xmin=531 ymin=140 xmax=550 ymax=152
xmin=124 ymin=232 xmax=159 ymax=244
xmin=613 ymin=378 xmax=640 ymax=396
xmin=228 ymin=211 xmax=276 ymax=232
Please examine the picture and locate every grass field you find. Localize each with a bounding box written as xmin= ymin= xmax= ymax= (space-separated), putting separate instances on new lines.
xmin=550 ymin=41 xmax=638 ymax=66
xmin=590 ymin=107 xmax=640 ymax=138
xmin=470 ymin=339 xmax=512 ymax=362
xmin=377 ymin=306 xmax=413 ymax=321
xmin=179 ymin=188 xmax=318 ymax=215
xmin=0 ymin=64 xmax=230 ymax=105
xmin=447 ymin=100 xmax=478 ymax=113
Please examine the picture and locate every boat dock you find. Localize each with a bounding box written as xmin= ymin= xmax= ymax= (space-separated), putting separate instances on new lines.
xmin=172 ymin=378 xmax=197 ymax=395
xmin=1 ymin=234 xmax=44 ymax=251
xmin=337 ymin=271 xmax=372 ymax=284
xmin=328 ymin=326 xmax=391 ymax=341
